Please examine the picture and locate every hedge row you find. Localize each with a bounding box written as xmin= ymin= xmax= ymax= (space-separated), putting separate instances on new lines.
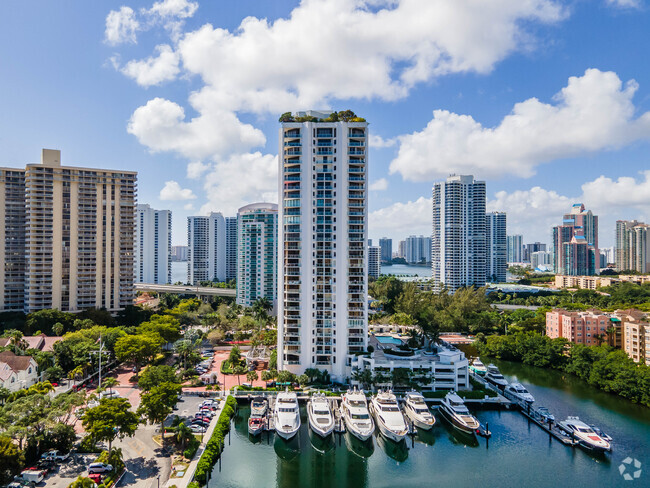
xmin=193 ymin=396 xmax=237 ymax=485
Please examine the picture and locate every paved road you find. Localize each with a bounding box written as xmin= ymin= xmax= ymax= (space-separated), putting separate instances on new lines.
xmin=134 ymin=283 xmax=236 ymax=297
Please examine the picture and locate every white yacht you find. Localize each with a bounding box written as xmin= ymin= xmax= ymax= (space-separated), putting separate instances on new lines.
xmin=402 ymin=391 xmax=435 ymax=430
xmin=274 ymin=390 xmax=301 ymax=440
xmin=370 ymin=390 xmax=408 ymax=442
xmin=504 ymin=382 xmax=535 ymax=404
xmin=469 ymin=358 xmax=487 ymax=376
xmin=251 ymin=396 xmax=268 ymax=417
xmin=559 ymin=417 xmax=611 ymax=452
xmin=485 ymin=364 xmax=508 ymax=389
xmin=307 ymin=394 xmax=334 ymax=438
xmin=438 ymin=392 xmax=480 ymax=435
xmin=340 ymin=388 xmax=375 ymax=441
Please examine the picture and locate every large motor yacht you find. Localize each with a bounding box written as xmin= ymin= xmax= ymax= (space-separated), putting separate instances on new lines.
xmin=307 ymin=393 xmax=335 ymax=438
xmin=274 ymin=390 xmax=301 ymax=440
xmin=558 ymin=417 xmax=611 ymax=452
xmin=438 ymin=391 xmax=480 ymax=435
xmin=370 ymin=390 xmax=408 ymax=442
xmin=340 ymin=388 xmax=375 ymax=441
xmin=485 ymin=364 xmax=508 ymax=389
xmin=402 ymin=391 xmax=435 ymax=430
xmin=504 ymin=382 xmax=535 ymax=404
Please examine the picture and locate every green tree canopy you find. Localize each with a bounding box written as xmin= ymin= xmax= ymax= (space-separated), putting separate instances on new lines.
xmin=138 ymin=365 xmax=179 ymax=391
xmin=137 ymin=382 xmax=182 ymax=446
xmin=82 ymin=397 xmax=139 ymax=452
xmin=114 ymin=334 xmax=163 ymax=370
xmin=0 ymin=435 xmax=24 ymax=484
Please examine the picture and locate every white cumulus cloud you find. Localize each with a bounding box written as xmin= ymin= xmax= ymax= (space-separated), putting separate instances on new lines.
xmin=127 ymin=97 xmax=266 ymax=161
xmin=148 ymin=0 xmax=198 ymax=18
xmin=160 ymin=180 xmax=197 ymax=201
xmin=199 ymin=152 xmax=278 ymax=216
xmin=605 ymin=0 xmax=641 ymax=8
xmin=369 ymin=134 xmax=397 ymax=149
xmin=369 ymin=196 xmax=431 ymax=241
xmin=120 ymin=44 xmax=180 ymax=87
xmin=390 ymin=69 xmax=650 ymax=181
xmin=369 ymin=178 xmax=388 ymax=191
xmin=105 ymin=6 xmax=140 ymax=45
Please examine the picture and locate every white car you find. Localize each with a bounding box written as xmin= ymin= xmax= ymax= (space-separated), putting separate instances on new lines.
xmin=41 ymin=449 xmax=70 ymax=462
xmin=88 ymin=462 xmax=113 ymax=474
xmin=190 ymin=425 xmax=206 ymax=433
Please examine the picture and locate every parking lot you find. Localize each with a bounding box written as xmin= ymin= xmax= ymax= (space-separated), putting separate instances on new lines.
xmin=39 ymin=393 xmax=218 ymax=488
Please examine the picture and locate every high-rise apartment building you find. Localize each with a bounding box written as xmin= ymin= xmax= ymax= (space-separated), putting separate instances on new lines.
xmin=397 ymin=240 xmax=406 ymax=259
xmin=225 ymin=216 xmax=238 ymax=282
xmin=552 ymin=204 xmax=598 ymax=276
xmin=600 ymin=246 xmax=615 ymax=268
xmin=616 ymin=220 xmax=650 ymax=273
xmin=135 ymin=204 xmax=172 ymax=284
xmin=236 ymin=203 xmax=278 ymax=308
xmin=405 ymin=235 xmax=431 ymax=264
xmin=187 ymin=212 xmax=226 ymax=284
xmin=0 ymin=149 xmax=136 ymax=312
xmin=486 ymin=212 xmax=507 ymax=283
xmin=531 ymin=251 xmax=552 ymax=270
xmin=277 ymin=111 xmax=368 ymax=380
xmin=378 ymin=238 xmax=392 ymax=263
xmin=507 ymin=235 xmax=523 ymax=263
xmin=432 ymin=175 xmax=487 ymax=292
xmin=523 ymin=242 xmax=546 ymax=262
xmin=171 ymin=245 xmax=188 ymax=262
xmin=368 ymin=245 xmax=381 ymax=279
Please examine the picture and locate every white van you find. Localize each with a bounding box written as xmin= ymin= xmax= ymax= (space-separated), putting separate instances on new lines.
xmin=21 ymin=470 xmax=46 ymax=483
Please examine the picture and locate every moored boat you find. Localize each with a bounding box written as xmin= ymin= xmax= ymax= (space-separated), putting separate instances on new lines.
xmin=402 ymin=391 xmax=435 ymax=430
xmin=307 ymin=393 xmax=334 ymax=438
xmin=558 ymin=417 xmax=611 ymax=452
xmin=341 ymin=388 xmax=375 ymax=441
xmin=485 ymin=364 xmax=508 ymax=389
xmin=370 ymin=390 xmax=408 ymax=442
xmin=248 ymin=415 xmax=265 ymax=436
xmin=438 ymin=391 xmax=480 ymax=435
xmin=469 ymin=358 xmax=487 ymax=376
xmin=251 ymin=396 xmax=268 ymax=417
xmin=274 ymin=390 xmax=301 ymax=440
xmin=504 ymin=382 xmax=535 ymax=404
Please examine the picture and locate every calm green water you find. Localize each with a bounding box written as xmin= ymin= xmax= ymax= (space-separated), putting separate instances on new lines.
xmin=211 ymin=361 xmax=650 ymax=488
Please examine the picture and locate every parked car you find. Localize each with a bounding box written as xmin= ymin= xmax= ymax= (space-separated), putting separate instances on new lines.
xmin=191 ymin=420 xmax=209 ymax=428
xmin=194 ymin=414 xmax=211 ymax=423
xmin=190 ymin=425 xmax=206 ymax=433
xmin=88 ymin=463 xmax=113 ymax=474
xmin=20 ymin=470 xmax=46 ymax=483
xmin=41 ymin=450 xmax=70 ymax=462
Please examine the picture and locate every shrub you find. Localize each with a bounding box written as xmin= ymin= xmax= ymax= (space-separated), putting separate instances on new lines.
xmin=193 ymin=396 xmax=237 ymax=485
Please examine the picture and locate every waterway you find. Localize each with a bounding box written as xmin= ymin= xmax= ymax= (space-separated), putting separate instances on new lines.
xmin=211 ymin=361 xmax=650 ymax=487
xmin=171 ymin=260 xmax=187 ymax=284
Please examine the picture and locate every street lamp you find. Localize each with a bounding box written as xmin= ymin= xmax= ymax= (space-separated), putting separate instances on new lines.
xmin=157 ymin=474 xmax=160 ymax=488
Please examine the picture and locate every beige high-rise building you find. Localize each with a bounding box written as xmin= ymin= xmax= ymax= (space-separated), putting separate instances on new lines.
xmin=0 ymin=149 xmax=137 ymax=313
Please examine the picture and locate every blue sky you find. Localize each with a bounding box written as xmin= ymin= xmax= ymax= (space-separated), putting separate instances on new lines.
xmin=1 ymin=0 xmax=650 ymax=247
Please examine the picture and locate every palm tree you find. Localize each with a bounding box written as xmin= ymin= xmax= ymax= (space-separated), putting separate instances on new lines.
xmin=102 ymin=377 xmax=119 ymax=394
xmin=246 ymin=370 xmax=258 ymax=384
xmin=69 ymin=365 xmax=84 ymax=387
xmin=176 ymin=422 xmax=193 ymax=451
xmin=0 ymin=387 xmax=10 ymax=405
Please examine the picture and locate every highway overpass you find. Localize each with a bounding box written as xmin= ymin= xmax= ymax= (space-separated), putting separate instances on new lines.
xmin=135 ymin=283 xmax=236 ymax=298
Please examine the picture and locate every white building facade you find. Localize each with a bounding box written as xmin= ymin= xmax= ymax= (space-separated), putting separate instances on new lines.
xmin=277 ymin=112 xmax=368 ymax=380
xmin=187 ymin=212 xmax=226 ymax=284
xmin=135 ymin=204 xmax=172 ymax=284
xmin=225 ymin=216 xmax=238 ymax=282
xmin=236 ymin=203 xmax=278 ymax=308
xmin=432 ymin=175 xmax=487 ymax=292
xmin=507 ymin=235 xmax=523 ymax=263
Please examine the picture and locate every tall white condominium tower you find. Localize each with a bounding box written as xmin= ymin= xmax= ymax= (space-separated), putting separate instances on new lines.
xmin=0 ymin=149 xmax=136 ymax=312
xmin=432 ymin=175 xmax=487 ymax=292
xmin=278 ymin=111 xmax=368 ymax=380
xmin=135 ymin=204 xmax=172 ymax=284
xmin=368 ymin=245 xmax=381 ymax=279
xmin=486 ymin=212 xmax=507 ymax=283
xmin=187 ymin=212 xmax=226 ymax=284
xmin=236 ymin=203 xmax=278 ymax=308
xmin=225 ymin=216 xmax=238 ymax=281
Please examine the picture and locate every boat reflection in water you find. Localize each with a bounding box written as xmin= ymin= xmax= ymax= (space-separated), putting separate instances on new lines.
xmin=375 ymin=432 xmax=408 ymax=463
xmin=344 ymin=431 xmax=374 ymax=459
xmin=441 ymin=420 xmax=480 ymax=448
xmin=413 ymin=425 xmax=438 ymax=447
xmin=274 ymin=432 xmax=301 ymax=461
xmin=309 ymin=427 xmax=336 ymax=454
